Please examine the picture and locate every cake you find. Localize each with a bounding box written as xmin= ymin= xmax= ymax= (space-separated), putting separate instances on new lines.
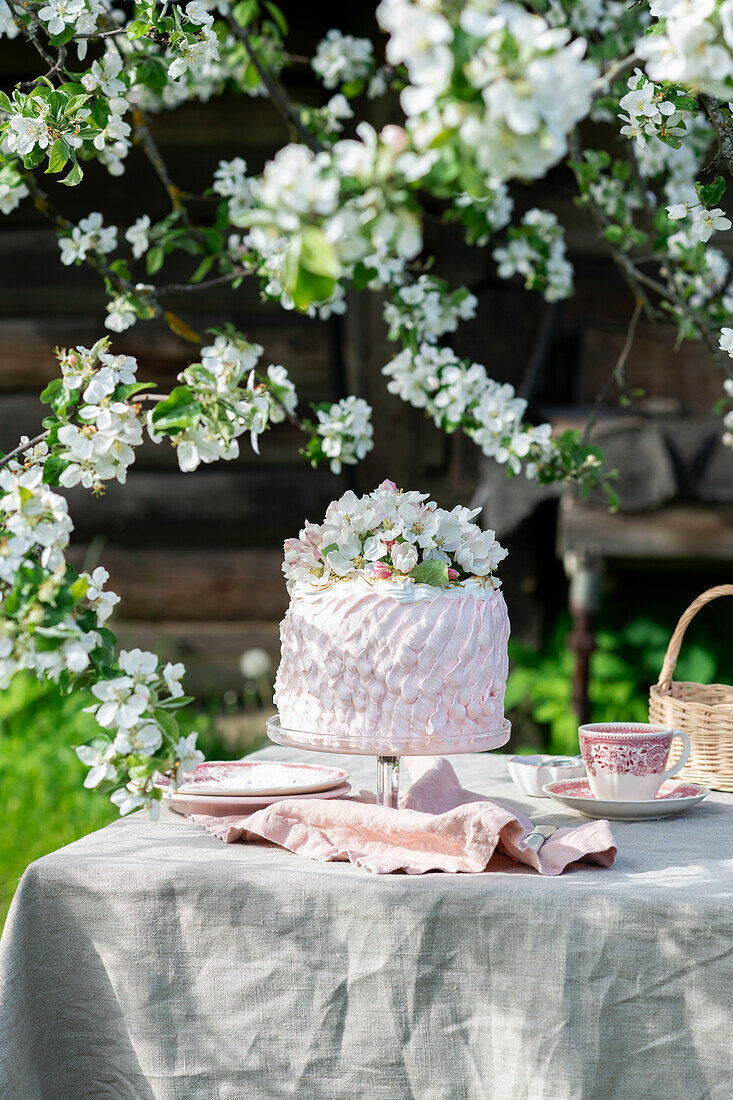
xmin=274 ymin=481 xmax=510 ymax=753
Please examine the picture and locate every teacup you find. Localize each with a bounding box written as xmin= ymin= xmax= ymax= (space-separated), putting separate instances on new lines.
xmin=578 ymin=723 xmax=692 ymax=801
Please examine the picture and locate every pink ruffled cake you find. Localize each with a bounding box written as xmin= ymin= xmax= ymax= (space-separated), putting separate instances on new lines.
xmin=274 ymin=482 xmax=510 ymax=754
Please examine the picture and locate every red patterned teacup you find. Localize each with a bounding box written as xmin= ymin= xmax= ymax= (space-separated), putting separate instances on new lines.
xmin=578 ymin=723 xmax=692 ymax=801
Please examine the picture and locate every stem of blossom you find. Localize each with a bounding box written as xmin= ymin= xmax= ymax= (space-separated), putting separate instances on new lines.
xmin=5 ymin=0 xmax=56 ymax=70
xmin=131 ymin=110 xmax=190 ymax=216
xmin=74 ymin=27 xmax=129 ymax=39
xmin=581 ymin=298 xmax=642 ymax=444
xmin=0 ymin=431 xmax=50 ymax=472
xmin=23 ymin=171 xmax=141 ymax=302
xmin=226 ymin=18 xmax=322 ymax=153
xmin=19 ymin=44 xmax=67 ymax=91
xmin=160 ymin=272 xmax=245 ymax=293
xmin=702 ymin=96 xmax=733 ymax=176
xmin=591 ymin=52 xmax=638 ymax=94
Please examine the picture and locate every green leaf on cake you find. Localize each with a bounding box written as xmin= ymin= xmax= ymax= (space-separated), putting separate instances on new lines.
xmin=409 ymin=560 xmax=450 ymax=586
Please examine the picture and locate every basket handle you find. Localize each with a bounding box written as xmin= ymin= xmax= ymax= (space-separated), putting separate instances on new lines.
xmin=657 ymin=584 xmax=733 ymax=690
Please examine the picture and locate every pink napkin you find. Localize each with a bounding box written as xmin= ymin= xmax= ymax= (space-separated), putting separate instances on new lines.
xmin=187 ymin=757 xmax=617 ymax=875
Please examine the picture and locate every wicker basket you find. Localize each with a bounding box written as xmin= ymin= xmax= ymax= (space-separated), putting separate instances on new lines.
xmin=649 ymin=584 xmax=733 ymax=792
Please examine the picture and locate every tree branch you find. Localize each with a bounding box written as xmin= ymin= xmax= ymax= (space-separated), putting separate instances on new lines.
xmin=131 ymin=109 xmax=190 ymax=215
xmin=702 ymin=95 xmax=733 ymax=175
xmin=226 ymin=18 xmax=322 ymax=153
xmin=0 ymin=431 xmax=50 ymax=472
xmin=582 ymin=298 xmax=642 ymax=444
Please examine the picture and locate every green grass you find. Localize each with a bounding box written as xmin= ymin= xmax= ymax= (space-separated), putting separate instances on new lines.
xmin=0 ymin=673 xmax=233 ymax=929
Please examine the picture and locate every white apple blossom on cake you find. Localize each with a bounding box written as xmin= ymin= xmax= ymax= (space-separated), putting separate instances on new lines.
xmin=282 ymin=480 xmax=507 ymax=591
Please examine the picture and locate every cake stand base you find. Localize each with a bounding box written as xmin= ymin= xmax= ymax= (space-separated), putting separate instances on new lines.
xmin=266 ymin=716 xmax=511 ymax=809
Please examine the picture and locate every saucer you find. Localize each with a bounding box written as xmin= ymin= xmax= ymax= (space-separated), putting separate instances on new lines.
xmin=542 ymin=777 xmax=710 ymax=821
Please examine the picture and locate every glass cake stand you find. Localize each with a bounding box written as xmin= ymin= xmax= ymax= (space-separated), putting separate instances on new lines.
xmin=266 ymin=715 xmax=511 ymax=809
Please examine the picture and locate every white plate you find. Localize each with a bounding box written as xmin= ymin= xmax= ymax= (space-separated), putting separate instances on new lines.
xmin=164 ymin=782 xmax=352 ymax=817
xmin=542 ymin=777 xmax=710 ymax=821
xmin=158 ymin=760 xmax=350 ymax=797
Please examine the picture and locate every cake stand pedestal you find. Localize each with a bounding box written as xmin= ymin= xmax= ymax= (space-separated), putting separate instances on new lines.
xmin=266 ymin=716 xmax=511 ymax=809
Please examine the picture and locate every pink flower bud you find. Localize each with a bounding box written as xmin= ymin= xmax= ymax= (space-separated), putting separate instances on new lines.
xmin=381 ymin=125 xmax=408 ymax=154
xmin=447 ymin=568 xmax=459 ymax=579
xmin=373 ymin=561 xmax=392 ymax=580
xmin=377 ymin=478 xmax=398 ymax=492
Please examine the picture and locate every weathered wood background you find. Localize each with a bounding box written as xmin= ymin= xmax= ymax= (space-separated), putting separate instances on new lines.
xmin=2 ymin=12 xmax=732 ymax=696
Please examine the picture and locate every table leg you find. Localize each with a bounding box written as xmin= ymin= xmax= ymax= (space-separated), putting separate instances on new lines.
xmin=376 ymin=756 xmax=400 ymax=809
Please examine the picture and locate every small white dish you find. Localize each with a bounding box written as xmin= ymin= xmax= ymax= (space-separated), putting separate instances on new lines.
xmin=507 ymin=754 xmax=586 ymax=798
xmin=542 ymin=777 xmax=710 ymax=821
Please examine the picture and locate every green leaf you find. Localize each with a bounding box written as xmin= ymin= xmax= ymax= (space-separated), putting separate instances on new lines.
xmin=40 ymin=378 xmax=63 ymax=408
xmin=46 ymin=139 xmax=70 ymax=175
xmin=146 ymin=246 xmax=165 ymax=275
xmin=150 ymin=385 xmax=202 ymax=433
xmin=298 ymin=225 xmax=341 ymax=279
xmin=127 ymin=19 xmax=150 ymax=39
xmin=190 ymin=255 xmax=214 ymax=283
xmin=60 ymin=159 xmax=83 ymax=187
xmin=264 ymin=1 xmax=287 ymax=35
xmin=409 ymin=560 xmax=450 ymax=586
xmin=603 ymin=225 xmax=624 ymax=244
xmin=700 ymin=174 xmax=726 ymax=207
xmin=0 ymin=91 xmax=12 ymax=113
xmin=23 ymin=147 xmax=46 ymax=170
xmin=232 ymin=0 xmax=258 ymax=26
xmin=42 ymin=453 xmax=66 ymax=488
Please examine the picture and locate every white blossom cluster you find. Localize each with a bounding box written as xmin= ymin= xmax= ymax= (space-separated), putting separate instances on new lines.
xmin=150 ymin=336 xmax=297 ymax=472
xmin=717 ymin=334 xmax=733 ymax=449
xmin=0 ymin=466 xmax=115 ymax=690
xmin=315 ymin=396 xmax=374 ymax=474
xmin=78 ymin=647 xmax=202 ymax=811
xmin=448 ymin=184 xmax=514 ymax=247
xmin=282 ymin=481 xmax=507 ymax=589
xmin=383 ymin=277 xmax=478 ymax=345
xmin=311 ymin=29 xmax=374 ymax=89
xmin=666 ymin=201 xmax=732 ymax=244
xmin=37 ymin=0 xmax=104 ymax=54
xmin=546 ymin=0 xmax=644 ymax=37
xmin=232 ymin=125 xmax=430 ymax=314
xmin=377 ymin=0 xmax=597 ymax=185
xmin=383 ymin=344 xmax=555 ymax=477
xmin=618 ymin=69 xmax=690 ymax=148
xmin=213 ymin=157 xmax=254 ymax=221
xmin=0 ymin=161 xmax=28 ymax=215
xmin=168 ymin=2 xmax=220 ymax=82
xmin=58 ymin=212 xmax=117 ymax=267
xmin=722 ymin=378 xmax=733 ymax=448
xmin=493 ymin=210 xmax=574 ymax=303
xmin=54 ymin=349 xmax=145 ymax=491
xmin=638 ymin=0 xmax=733 ymax=98
xmin=80 ymin=50 xmax=133 ymax=175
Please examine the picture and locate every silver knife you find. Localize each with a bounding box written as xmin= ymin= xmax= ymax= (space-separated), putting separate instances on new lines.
xmin=524 ymin=824 xmax=557 ymax=853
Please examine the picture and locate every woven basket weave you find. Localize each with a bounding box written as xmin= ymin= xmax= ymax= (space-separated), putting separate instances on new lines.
xmin=649 ymin=584 xmax=733 ymax=792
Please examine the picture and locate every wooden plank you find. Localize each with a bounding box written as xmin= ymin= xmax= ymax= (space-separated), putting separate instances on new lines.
xmin=114 ymin=620 xmax=281 ymax=695
xmin=67 ymin=547 xmax=288 ymax=622
xmin=558 ymin=501 xmax=733 ymax=560
xmin=577 ymin=323 xmax=722 ymax=411
xmin=0 ymin=310 xmax=332 ymax=392
xmin=63 ymin=466 xmax=344 ymax=546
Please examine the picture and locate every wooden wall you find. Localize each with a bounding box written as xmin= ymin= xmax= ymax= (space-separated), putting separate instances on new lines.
xmin=2 ymin=18 xmax=733 ymax=694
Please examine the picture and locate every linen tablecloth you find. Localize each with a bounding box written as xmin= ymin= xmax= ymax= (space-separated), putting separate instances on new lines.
xmin=1 ymin=749 xmax=731 ymax=1100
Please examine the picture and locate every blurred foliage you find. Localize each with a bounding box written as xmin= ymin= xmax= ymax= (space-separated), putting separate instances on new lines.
xmin=507 ymin=608 xmax=725 ymax=756
xmin=0 ymin=673 xmax=237 ymax=928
